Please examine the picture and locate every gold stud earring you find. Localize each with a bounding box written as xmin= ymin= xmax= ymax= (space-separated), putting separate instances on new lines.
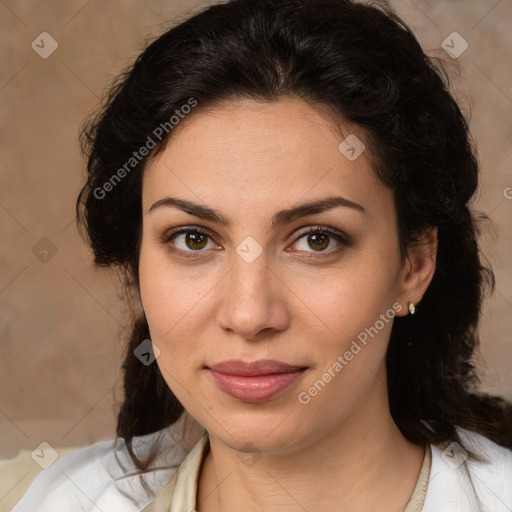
xmin=408 ymin=301 xmax=416 ymax=315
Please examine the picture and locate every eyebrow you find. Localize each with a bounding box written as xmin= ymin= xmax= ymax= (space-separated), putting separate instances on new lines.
xmin=149 ymin=195 xmax=365 ymax=228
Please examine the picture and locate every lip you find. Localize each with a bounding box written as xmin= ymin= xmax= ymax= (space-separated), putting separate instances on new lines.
xmin=209 ymin=359 xmax=306 ymax=376
xmin=207 ymin=359 xmax=308 ymax=403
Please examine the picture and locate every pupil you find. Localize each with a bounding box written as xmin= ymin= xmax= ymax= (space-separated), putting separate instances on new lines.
xmin=187 ymin=232 xmax=207 ymax=249
xmin=309 ymin=233 xmax=328 ymax=251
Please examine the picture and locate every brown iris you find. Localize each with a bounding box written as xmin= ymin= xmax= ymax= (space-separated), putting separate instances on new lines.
xmin=307 ymin=233 xmax=329 ymax=251
xmin=185 ymin=231 xmax=209 ymax=250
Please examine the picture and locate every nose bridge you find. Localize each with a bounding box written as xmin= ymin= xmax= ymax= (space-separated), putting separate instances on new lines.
xmin=216 ymin=243 xmax=287 ymax=338
xmin=228 ymin=245 xmax=272 ymax=307
xmin=229 ymin=233 xmax=271 ymax=291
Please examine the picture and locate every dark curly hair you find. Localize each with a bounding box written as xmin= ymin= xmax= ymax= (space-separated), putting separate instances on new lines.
xmin=77 ymin=0 xmax=512 ymax=473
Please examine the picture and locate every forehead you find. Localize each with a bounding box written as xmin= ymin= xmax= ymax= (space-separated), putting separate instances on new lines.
xmin=160 ymin=96 xmax=363 ymax=164
xmin=142 ymin=97 xmax=388 ymax=217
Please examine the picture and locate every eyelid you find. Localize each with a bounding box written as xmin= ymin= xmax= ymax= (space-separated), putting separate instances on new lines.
xmin=160 ymin=225 xmax=220 ymax=251
xmin=292 ymin=225 xmax=352 ymax=246
xmin=160 ymin=224 xmax=352 ymax=256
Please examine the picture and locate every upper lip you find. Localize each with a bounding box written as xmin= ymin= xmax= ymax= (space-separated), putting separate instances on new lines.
xmin=208 ymin=359 xmax=307 ymax=376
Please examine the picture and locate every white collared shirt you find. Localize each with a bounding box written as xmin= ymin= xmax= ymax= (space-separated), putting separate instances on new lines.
xmin=11 ymin=411 xmax=512 ymax=512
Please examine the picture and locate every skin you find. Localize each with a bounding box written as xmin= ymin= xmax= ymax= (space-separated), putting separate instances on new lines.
xmin=139 ymin=97 xmax=437 ymax=511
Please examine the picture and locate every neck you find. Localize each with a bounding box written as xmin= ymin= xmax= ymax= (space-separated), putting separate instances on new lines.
xmin=196 ymin=367 xmax=425 ymax=512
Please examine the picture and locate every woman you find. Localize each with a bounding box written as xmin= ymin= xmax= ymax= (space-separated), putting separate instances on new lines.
xmin=12 ymin=0 xmax=512 ymax=510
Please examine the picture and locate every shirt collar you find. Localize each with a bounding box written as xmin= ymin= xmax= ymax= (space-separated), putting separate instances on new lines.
xmin=167 ymin=433 xmax=431 ymax=512
xmin=169 ymin=430 xmax=210 ymax=511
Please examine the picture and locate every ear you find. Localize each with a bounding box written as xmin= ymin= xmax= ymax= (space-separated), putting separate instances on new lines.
xmin=394 ymin=227 xmax=438 ymax=317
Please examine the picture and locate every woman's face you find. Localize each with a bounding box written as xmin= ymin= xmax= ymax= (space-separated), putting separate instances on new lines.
xmin=139 ymin=97 xmax=419 ymax=454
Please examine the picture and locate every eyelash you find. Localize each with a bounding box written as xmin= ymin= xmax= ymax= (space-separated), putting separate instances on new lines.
xmin=160 ymin=225 xmax=352 ymax=259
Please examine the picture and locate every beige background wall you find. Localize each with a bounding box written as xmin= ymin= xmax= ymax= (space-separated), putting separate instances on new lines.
xmin=0 ymin=0 xmax=511 ymax=470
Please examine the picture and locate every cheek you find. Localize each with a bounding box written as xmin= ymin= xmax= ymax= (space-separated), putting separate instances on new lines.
xmin=294 ymin=272 xmax=397 ymax=421
xmin=138 ymin=249 xmax=203 ymax=399
xmin=139 ymin=245 xmax=169 ymax=337
xmin=294 ymin=254 xmax=400 ymax=408
xmin=138 ymin=241 xmax=219 ymax=381
xmin=305 ymin=254 xmax=399 ymax=341
xmin=302 ymin=274 xmax=396 ymax=375
xmin=139 ymin=240 xmax=200 ymax=337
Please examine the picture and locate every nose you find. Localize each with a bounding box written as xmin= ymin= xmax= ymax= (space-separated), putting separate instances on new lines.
xmin=216 ymin=248 xmax=290 ymax=340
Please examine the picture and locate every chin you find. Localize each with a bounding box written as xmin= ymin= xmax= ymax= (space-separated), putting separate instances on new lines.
xmin=207 ymin=412 xmax=312 ymax=454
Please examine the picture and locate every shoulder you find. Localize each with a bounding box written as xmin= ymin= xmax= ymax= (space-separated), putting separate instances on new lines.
xmin=457 ymin=427 xmax=512 ymax=468
xmin=458 ymin=427 xmax=512 ymax=502
xmin=423 ymin=427 xmax=512 ymax=512
xmin=10 ymin=429 xmax=190 ymax=512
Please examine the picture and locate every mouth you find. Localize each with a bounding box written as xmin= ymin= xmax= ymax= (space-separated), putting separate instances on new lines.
xmin=207 ymin=359 xmax=308 ymax=376
xmin=206 ymin=359 xmax=309 ymax=403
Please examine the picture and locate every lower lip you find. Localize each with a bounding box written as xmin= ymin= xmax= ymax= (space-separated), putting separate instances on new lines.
xmin=209 ymin=369 xmax=307 ymax=403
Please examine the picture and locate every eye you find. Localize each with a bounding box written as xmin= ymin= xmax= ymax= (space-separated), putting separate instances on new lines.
xmin=289 ymin=226 xmax=351 ymax=256
xmin=161 ymin=225 xmax=351 ymax=258
xmin=162 ymin=226 xmax=220 ymax=255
